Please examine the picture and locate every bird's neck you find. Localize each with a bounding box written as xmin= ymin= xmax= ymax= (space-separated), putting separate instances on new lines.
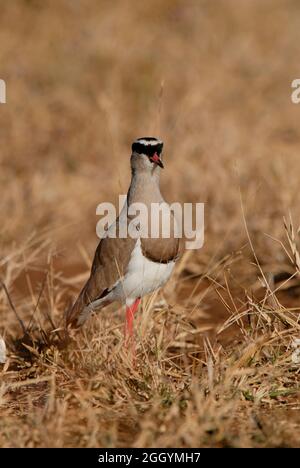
xmin=127 ymin=170 xmax=162 ymax=205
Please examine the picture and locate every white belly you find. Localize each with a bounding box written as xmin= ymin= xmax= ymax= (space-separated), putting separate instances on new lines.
xmin=112 ymin=239 xmax=175 ymax=305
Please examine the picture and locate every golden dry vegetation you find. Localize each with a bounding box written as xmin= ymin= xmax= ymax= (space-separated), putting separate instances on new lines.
xmin=0 ymin=0 xmax=300 ymax=447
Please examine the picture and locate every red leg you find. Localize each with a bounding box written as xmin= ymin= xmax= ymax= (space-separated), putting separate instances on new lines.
xmin=125 ymin=298 xmax=141 ymax=339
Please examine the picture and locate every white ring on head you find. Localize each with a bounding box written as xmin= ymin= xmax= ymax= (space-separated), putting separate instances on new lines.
xmin=134 ymin=137 xmax=163 ymax=146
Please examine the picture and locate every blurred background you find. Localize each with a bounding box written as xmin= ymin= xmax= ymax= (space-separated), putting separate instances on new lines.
xmin=2 ymin=0 xmax=300 ymax=449
xmin=1 ymin=0 xmax=300 ymax=300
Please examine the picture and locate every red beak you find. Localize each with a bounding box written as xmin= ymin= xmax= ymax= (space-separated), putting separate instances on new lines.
xmin=150 ymin=152 xmax=164 ymax=168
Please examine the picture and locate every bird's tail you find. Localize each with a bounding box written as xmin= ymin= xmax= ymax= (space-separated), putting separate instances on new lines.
xmin=66 ymin=285 xmax=110 ymax=329
xmin=66 ymin=288 xmax=88 ymax=329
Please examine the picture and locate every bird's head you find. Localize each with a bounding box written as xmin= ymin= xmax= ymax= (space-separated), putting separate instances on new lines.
xmin=131 ymin=137 xmax=164 ymax=174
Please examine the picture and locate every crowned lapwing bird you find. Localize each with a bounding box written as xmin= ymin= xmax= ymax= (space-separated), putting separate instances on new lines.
xmin=67 ymin=137 xmax=182 ymax=343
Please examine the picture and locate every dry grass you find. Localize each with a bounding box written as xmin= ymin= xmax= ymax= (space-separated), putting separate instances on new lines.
xmin=0 ymin=0 xmax=300 ymax=447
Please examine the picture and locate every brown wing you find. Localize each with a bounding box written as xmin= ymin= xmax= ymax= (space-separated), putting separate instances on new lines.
xmin=67 ymin=230 xmax=136 ymax=328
